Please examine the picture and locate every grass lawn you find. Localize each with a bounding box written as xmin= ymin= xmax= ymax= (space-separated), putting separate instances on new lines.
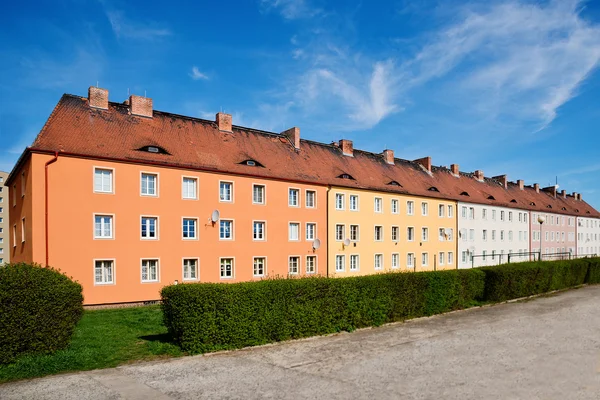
xmin=0 ymin=305 xmax=183 ymax=383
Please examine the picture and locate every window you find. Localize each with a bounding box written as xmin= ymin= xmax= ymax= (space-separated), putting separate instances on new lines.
xmin=518 ymin=213 xmax=522 ymax=222
xmin=253 ymin=185 xmax=265 ymax=204
xmin=469 ymin=229 xmax=474 ymax=241
xmin=439 ymin=228 xmax=445 ymax=241
xmin=500 ymin=230 xmax=505 ymax=241
xmin=306 ymin=256 xmax=317 ymax=274
xmin=183 ymin=259 xmax=198 ymax=280
xmin=492 ymin=250 xmax=496 ymax=260
xmin=182 ymin=177 xmax=198 ymax=199
xmin=94 ymin=260 xmax=114 ymax=284
xmin=350 ymin=255 xmax=359 ymax=271
xmin=483 ymin=230 xmax=488 ymax=241
xmin=374 ymin=197 xmax=383 ymax=213
xmin=482 ymin=250 xmax=487 ymax=261
xmin=407 ymin=253 xmax=415 ymax=268
xmin=524 ymin=213 xmax=527 ymax=223
xmin=374 ymin=254 xmax=383 ymax=270
xmin=462 ymin=251 xmax=468 ymax=264
xmin=508 ymin=231 xmax=513 ymax=241
xmin=392 ymin=199 xmax=399 ymax=214
xmin=500 ymin=210 xmax=505 ymax=221
xmin=220 ymin=258 xmax=234 ymax=278
xmin=448 ymin=252 xmax=454 ymax=264
xmin=94 ymin=168 xmax=113 ymax=193
xmin=349 ymin=195 xmax=358 ymax=211
xmin=421 ymin=202 xmax=428 ymax=216
xmin=448 ymin=205 xmax=454 ymax=218
xmin=492 ymin=230 xmax=496 ymax=241
xmin=392 ymin=253 xmax=399 ymax=269
xmin=220 ymin=182 xmax=233 ymax=202
xmin=422 ymin=227 xmax=429 ymax=241
xmin=182 ymin=218 xmax=197 ymax=239
xmin=220 ymin=220 xmax=233 ymax=240
xmin=350 ymin=225 xmax=359 ymax=241
xmin=407 ymin=227 xmax=415 ymax=241
xmin=306 ymin=223 xmax=316 ymax=240
xmin=391 ymin=226 xmax=399 ymax=242
xmin=335 ymin=193 xmax=345 ymax=210
xmin=21 ymin=218 xmax=25 ymax=242
xmin=492 ymin=210 xmax=496 ymax=220
xmin=462 ymin=206 xmax=467 ymax=218
xmin=94 ymin=215 xmax=113 ymax=239
xmin=141 ymin=173 xmax=157 ymax=196
xmin=335 ymin=224 xmax=345 ymax=241
xmin=407 ymin=201 xmax=414 ymax=215
xmin=374 ymin=226 xmax=383 ymax=241
xmin=141 ymin=259 xmax=159 ymax=282
xmin=306 ymin=190 xmax=316 ymax=208
xmin=482 ymin=209 xmax=487 ymax=220
xmin=253 ymin=257 xmax=266 ymax=277
xmin=439 ymin=252 xmax=445 ymax=265
xmin=508 ymin=212 xmax=513 ymax=222
xmin=141 ymin=217 xmax=157 ymax=239
xmin=469 ymin=207 xmax=475 ymax=219
xmin=421 ymin=252 xmax=428 ymax=266
xmin=288 ymin=222 xmax=300 ymax=241
xmin=289 ymin=188 xmax=300 ymax=207
xmin=253 ymin=221 xmax=265 ymax=240
xmin=461 ymin=228 xmax=467 ymax=242
xmin=438 ymin=204 xmax=445 ymax=217
xmin=335 ymin=255 xmax=345 ymax=272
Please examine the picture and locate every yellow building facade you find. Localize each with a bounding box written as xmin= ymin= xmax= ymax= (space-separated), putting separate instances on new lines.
xmin=328 ymin=187 xmax=457 ymax=276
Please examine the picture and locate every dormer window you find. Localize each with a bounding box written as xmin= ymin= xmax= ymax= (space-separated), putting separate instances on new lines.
xmin=586 ymin=211 xmax=591 ymax=214
xmin=546 ymin=205 xmax=552 ymax=209
xmin=137 ymin=145 xmax=169 ymax=155
xmin=576 ymin=209 xmax=580 ymax=213
xmin=487 ymin=195 xmax=495 ymax=200
xmin=337 ymin=173 xmax=355 ymax=180
xmin=387 ymin=181 xmax=402 ymax=186
xmin=510 ymin=199 xmax=517 ymax=203
xmin=460 ymin=191 xmax=470 ymax=196
xmin=428 ymin=186 xmax=439 ymax=192
xmin=239 ymin=159 xmax=264 ymax=167
xmin=562 ymin=207 xmax=567 ymax=211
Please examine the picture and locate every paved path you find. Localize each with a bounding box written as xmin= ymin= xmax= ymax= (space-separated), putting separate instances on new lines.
xmin=2 ymin=286 xmax=600 ymax=399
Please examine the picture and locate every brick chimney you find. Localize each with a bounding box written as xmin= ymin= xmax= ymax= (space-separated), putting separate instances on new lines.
xmin=450 ymin=164 xmax=459 ymax=176
xmin=339 ymin=139 xmax=353 ymax=156
xmin=561 ymin=189 xmax=566 ymax=199
xmin=474 ymin=170 xmax=484 ymax=181
xmin=578 ymin=193 xmax=582 ymax=201
xmin=542 ymin=185 xmax=557 ymax=198
xmin=534 ymin=183 xmax=540 ymax=193
xmin=414 ymin=156 xmax=431 ymax=173
xmin=129 ymin=95 xmax=153 ymax=118
xmin=216 ymin=112 xmax=232 ymax=132
xmin=383 ymin=149 xmax=394 ymax=165
xmin=493 ymin=174 xmax=507 ymax=189
xmin=281 ymin=127 xmax=300 ymax=150
xmin=517 ymin=179 xmax=524 ymax=190
xmin=89 ymin=86 xmax=108 ymax=110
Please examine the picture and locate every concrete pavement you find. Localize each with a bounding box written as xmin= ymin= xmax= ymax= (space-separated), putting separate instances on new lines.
xmin=2 ymin=285 xmax=600 ymax=399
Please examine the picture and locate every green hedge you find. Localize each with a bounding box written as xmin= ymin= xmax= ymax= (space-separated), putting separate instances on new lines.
xmin=0 ymin=263 xmax=84 ymax=365
xmin=480 ymin=259 xmax=590 ymax=302
xmin=585 ymin=258 xmax=600 ymax=284
xmin=162 ymin=269 xmax=485 ymax=353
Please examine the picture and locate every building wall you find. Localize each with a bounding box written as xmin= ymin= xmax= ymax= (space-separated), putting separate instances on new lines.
xmin=530 ymin=211 xmax=576 ymax=258
xmin=0 ymin=171 xmax=9 ymax=264
xmin=18 ymin=153 xmax=327 ymax=305
xmin=575 ymin=217 xmax=600 ymax=256
xmin=328 ymin=187 xmax=457 ymax=275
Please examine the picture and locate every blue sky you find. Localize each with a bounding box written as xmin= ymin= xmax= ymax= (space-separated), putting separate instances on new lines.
xmin=1 ymin=0 xmax=600 ymax=207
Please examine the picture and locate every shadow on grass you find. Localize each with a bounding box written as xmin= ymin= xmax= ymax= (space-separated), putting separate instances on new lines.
xmin=139 ymin=333 xmax=176 ymax=345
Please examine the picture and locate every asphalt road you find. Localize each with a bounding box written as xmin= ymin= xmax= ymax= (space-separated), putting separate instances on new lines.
xmin=2 ymin=285 xmax=600 ymax=399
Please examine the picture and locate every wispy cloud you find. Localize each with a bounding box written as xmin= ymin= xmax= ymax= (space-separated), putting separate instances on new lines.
xmin=259 ymin=0 xmax=322 ymax=20
xmin=189 ymin=66 xmax=209 ymax=81
xmin=106 ymin=10 xmax=171 ymax=40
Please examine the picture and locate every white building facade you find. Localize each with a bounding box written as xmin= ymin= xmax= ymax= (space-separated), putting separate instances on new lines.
xmin=457 ymin=202 xmax=530 ymax=268
xmin=576 ymin=216 xmax=600 ymax=257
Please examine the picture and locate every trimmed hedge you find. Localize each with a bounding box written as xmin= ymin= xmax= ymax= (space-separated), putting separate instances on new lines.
xmin=585 ymin=258 xmax=600 ymax=284
xmin=162 ymin=269 xmax=485 ymax=353
xmin=0 ymin=263 xmax=84 ymax=365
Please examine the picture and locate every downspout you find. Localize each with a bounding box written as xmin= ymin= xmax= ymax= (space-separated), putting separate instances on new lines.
xmin=45 ymin=151 xmax=59 ymax=266
xmin=326 ymin=186 xmax=331 ymax=278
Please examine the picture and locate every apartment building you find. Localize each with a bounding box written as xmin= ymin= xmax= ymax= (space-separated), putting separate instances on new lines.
xmin=576 ymin=216 xmax=600 ymax=256
xmin=0 ymin=171 xmax=8 ymax=265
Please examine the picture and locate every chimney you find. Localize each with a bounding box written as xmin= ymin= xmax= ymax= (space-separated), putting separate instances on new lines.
xmin=88 ymin=86 xmax=108 ymax=110
xmin=339 ymin=139 xmax=353 ymax=156
xmin=450 ymin=164 xmax=459 ymax=176
xmin=534 ymin=183 xmax=540 ymax=193
xmin=129 ymin=95 xmax=153 ymax=118
xmin=517 ymin=179 xmax=524 ymax=190
xmin=493 ymin=174 xmax=507 ymax=189
xmin=542 ymin=186 xmax=557 ymax=198
xmin=216 ymin=112 xmax=232 ymax=132
xmin=382 ymin=149 xmax=394 ymax=165
xmin=578 ymin=193 xmax=582 ymax=201
xmin=414 ymin=156 xmax=431 ymax=173
xmin=474 ymin=170 xmax=484 ymax=182
xmin=281 ymin=127 xmax=300 ymax=150
xmin=561 ymin=189 xmax=566 ymax=199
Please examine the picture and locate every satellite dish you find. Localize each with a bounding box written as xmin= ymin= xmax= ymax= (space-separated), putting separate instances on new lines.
xmin=211 ymin=210 xmax=220 ymax=223
xmin=312 ymin=239 xmax=321 ymax=250
xmin=343 ymin=238 xmax=351 ymax=247
xmin=444 ymin=228 xmax=452 ymax=236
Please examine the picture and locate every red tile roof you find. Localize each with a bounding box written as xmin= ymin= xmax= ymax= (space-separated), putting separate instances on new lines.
xmin=22 ymin=94 xmax=600 ymax=218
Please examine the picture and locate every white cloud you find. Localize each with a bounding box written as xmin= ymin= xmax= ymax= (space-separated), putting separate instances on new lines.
xmin=189 ymin=66 xmax=209 ymax=81
xmin=259 ymin=0 xmax=322 ymax=20
xmin=106 ymin=10 xmax=171 ymax=40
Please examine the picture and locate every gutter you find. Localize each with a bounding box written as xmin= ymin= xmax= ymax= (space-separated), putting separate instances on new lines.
xmin=45 ymin=151 xmax=59 ymax=266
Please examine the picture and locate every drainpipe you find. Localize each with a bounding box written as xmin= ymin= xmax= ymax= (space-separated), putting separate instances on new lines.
xmin=45 ymin=152 xmax=59 ymax=266
xmin=326 ymin=186 xmax=331 ymax=278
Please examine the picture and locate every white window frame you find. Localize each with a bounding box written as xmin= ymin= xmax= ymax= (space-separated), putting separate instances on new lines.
xmin=391 ymin=199 xmax=399 ymax=214
xmin=349 ymin=254 xmax=359 ymax=271
xmin=448 ymin=252 xmax=454 ymax=264
xmin=141 ymin=258 xmax=160 ymax=283
xmin=253 ymin=256 xmax=266 ymax=278
xmin=93 ymin=213 xmax=114 ymax=240
xmin=422 ymin=252 xmax=429 ymax=266
xmin=306 ymin=222 xmax=316 ymax=241
xmin=220 ymin=257 xmax=235 ymax=279
xmin=350 ymin=224 xmax=360 ymax=241
xmin=335 ymin=254 xmax=346 ymax=272
xmin=182 ymin=176 xmax=198 ymax=200
xmin=288 ymin=188 xmax=300 ymax=207
xmin=407 ymin=226 xmax=415 ymax=242
xmin=140 ymin=172 xmax=159 ymax=197
xmin=335 ymin=193 xmax=345 ymax=210
xmin=94 ymin=259 xmax=116 ymax=285
xmin=421 ymin=202 xmax=428 ymax=216
xmin=94 ymin=167 xmax=114 ymax=194
xmin=448 ymin=205 xmax=453 ymax=218
xmin=391 ymin=253 xmax=399 ymax=269
xmin=253 ymin=220 xmax=266 ymax=241
xmin=422 ymin=227 xmax=429 ymax=242
xmin=407 ymin=253 xmax=415 ymax=268
xmin=288 ymin=222 xmax=300 ymax=241
xmin=391 ymin=226 xmax=399 ymax=242
xmin=219 ymin=219 xmax=234 ymax=241
xmin=252 ymin=184 xmax=266 ymax=205
xmin=374 ymin=254 xmax=383 ymax=270
xmin=438 ymin=252 xmax=444 ymax=266
xmin=182 ymin=258 xmax=199 ymax=281
xmin=438 ymin=204 xmax=444 ymax=217
xmin=374 ymin=197 xmax=383 ymax=213
xmin=306 ymin=255 xmax=317 ymax=274
xmin=335 ymin=224 xmax=345 ymax=241
xmin=374 ymin=225 xmax=383 ymax=242
xmin=219 ymin=181 xmax=234 ymax=203
xmin=140 ymin=215 xmax=159 ymax=240
xmin=182 ymin=217 xmax=199 ymax=240
xmin=305 ymin=190 xmax=316 ymax=208
xmin=349 ymin=194 xmax=359 ymax=211
xmin=289 ymin=256 xmax=300 ymax=275
xmin=407 ymin=201 xmax=414 ymax=216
